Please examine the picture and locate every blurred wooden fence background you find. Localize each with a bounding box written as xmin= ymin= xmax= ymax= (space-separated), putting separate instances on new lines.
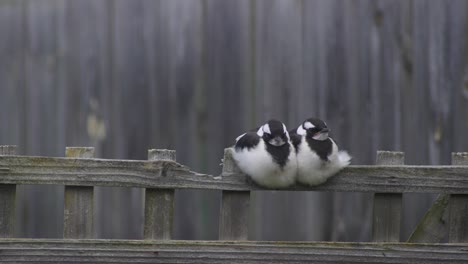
xmin=0 ymin=0 xmax=467 ymax=241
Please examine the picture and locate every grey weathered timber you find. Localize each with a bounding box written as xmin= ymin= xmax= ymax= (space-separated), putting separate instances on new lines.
xmin=0 ymin=239 xmax=467 ymax=263
xmin=449 ymin=153 xmax=468 ymax=242
xmin=407 ymin=194 xmax=449 ymax=243
xmin=144 ymin=149 xmax=175 ymax=240
xmin=0 ymin=146 xmax=16 ymax=238
xmin=1 ymin=155 xmax=468 ymax=193
xmin=406 ymin=151 xmax=466 ymax=243
xmin=63 ymin=147 xmax=95 ymax=239
xmin=372 ymin=151 xmax=403 ymax=242
xmin=219 ymin=148 xmax=249 ymax=240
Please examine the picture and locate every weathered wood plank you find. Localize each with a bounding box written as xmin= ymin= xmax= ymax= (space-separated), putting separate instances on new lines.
xmin=449 ymin=152 xmax=468 ymax=242
xmin=0 ymin=145 xmax=16 ymax=238
xmin=372 ymin=151 xmax=403 ymax=242
xmin=0 ymin=239 xmax=467 ymax=263
xmin=407 ymin=194 xmax=449 ymax=243
xmin=63 ymin=147 xmax=95 ymax=239
xmin=219 ymin=148 xmax=249 ymax=240
xmin=406 ymin=150 xmax=467 ymax=243
xmin=144 ymin=149 xmax=175 ymax=240
xmin=2 ymin=155 xmax=468 ymax=193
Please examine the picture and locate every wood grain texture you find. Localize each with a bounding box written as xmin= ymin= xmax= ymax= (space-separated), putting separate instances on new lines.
xmin=0 ymin=145 xmax=16 ymax=238
xmin=407 ymin=194 xmax=449 ymax=243
xmin=2 ymin=155 xmax=468 ymax=193
xmin=449 ymin=153 xmax=468 ymax=242
xmin=144 ymin=149 xmax=175 ymax=240
xmin=64 ymin=147 xmax=95 ymax=239
xmin=372 ymin=151 xmax=403 ymax=242
xmin=219 ymin=148 xmax=249 ymax=240
xmin=19 ymin=0 xmax=65 ymax=238
xmin=407 ymin=151 xmax=467 ymax=243
xmin=0 ymin=239 xmax=467 ymax=263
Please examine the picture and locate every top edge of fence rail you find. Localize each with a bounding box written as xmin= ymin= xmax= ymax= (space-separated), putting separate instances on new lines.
xmin=0 ymin=156 xmax=468 ymax=193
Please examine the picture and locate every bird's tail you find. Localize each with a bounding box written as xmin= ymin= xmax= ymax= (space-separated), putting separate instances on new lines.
xmin=337 ymin=151 xmax=351 ymax=168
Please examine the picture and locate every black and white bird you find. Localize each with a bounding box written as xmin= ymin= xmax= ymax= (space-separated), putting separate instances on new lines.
xmin=232 ymin=119 xmax=297 ymax=188
xmin=290 ymin=118 xmax=351 ymax=186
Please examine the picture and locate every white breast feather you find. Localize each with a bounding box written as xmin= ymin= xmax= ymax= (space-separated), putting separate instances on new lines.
xmin=297 ymin=137 xmax=351 ymax=186
xmin=232 ymin=140 xmax=297 ymax=188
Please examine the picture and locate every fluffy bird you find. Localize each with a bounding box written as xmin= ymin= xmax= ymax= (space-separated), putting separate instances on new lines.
xmin=290 ymin=118 xmax=351 ymax=186
xmin=232 ymin=119 xmax=297 ymax=188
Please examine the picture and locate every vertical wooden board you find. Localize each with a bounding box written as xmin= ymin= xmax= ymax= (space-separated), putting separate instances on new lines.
xmin=252 ymin=0 xmax=306 ymax=241
xmin=327 ymin=0 xmax=374 ymax=242
xmin=204 ymin=0 xmax=251 ymax=176
xmin=101 ymin=0 xmax=149 ymax=239
xmin=16 ymin=0 xmax=64 ymax=238
xmin=298 ymin=0 xmax=339 ymax=241
xmin=0 ymin=1 xmax=25 ymax=149
xmin=401 ymin=0 xmax=450 ymax=241
xmin=148 ymin=0 xmax=215 ymax=240
xmin=449 ymin=153 xmax=468 ymax=242
xmin=219 ymin=191 xmax=250 ymax=240
xmin=451 ymin=0 xmax=468 ymax=153
xmin=63 ymin=147 xmax=94 ymax=239
xmin=408 ymin=0 xmax=468 ymax=244
xmin=59 ymin=0 xmax=110 ymax=149
xmin=144 ymin=150 xmax=176 ymax=240
xmin=0 ymin=146 xmax=17 ymax=238
xmin=219 ymin=149 xmax=250 ymax=240
xmin=254 ymin=0 xmax=302 ymax=123
xmin=200 ymin=0 xmax=253 ymax=240
xmin=400 ymin=1 xmax=427 ymax=165
xmin=372 ymin=151 xmax=404 ymax=242
xmin=142 ymin=0 xmax=164 ymax=150
xmin=344 ymin=0 xmax=373 ymax=165
xmin=369 ymin=0 xmax=406 ymax=243
xmin=370 ymin=0 xmax=403 ymax=151
xmin=58 ymin=0 xmax=114 ymax=240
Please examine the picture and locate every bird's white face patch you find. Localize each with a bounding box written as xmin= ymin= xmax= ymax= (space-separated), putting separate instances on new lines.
xmin=282 ymin=124 xmax=290 ymax=140
xmin=304 ymin=121 xmax=315 ymax=129
xmin=262 ymin=124 xmax=271 ymax=135
xmin=297 ymin=125 xmax=307 ymax=136
xmin=256 ymin=127 xmax=264 ymax=137
xmin=313 ymin=132 xmax=329 ymax=141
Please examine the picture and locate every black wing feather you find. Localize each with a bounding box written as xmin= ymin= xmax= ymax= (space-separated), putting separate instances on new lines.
xmin=235 ymin=132 xmax=261 ymax=150
xmin=289 ymin=129 xmax=302 ymax=153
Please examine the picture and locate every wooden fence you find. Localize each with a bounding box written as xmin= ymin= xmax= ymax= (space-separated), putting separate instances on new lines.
xmin=0 ymin=145 xmax=467 ymax=263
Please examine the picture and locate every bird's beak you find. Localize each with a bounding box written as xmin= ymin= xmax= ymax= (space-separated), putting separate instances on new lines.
xmin=268 ymin=136 xmax=286 ymax=146
xmin=312 ymin=128 xmax=330 ymax=141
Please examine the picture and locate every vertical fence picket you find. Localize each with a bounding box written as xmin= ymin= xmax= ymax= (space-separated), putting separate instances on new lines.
xmin=449 ymin=153 xmax=468 ymax=242
xmin=144 ymin=149 xmax=176 ymax=240
xmin=0 ymin=145 xmax=17 ymax=238
xmin=219 ymin=148 xmax=250 ymax=240
xmin=372 ymin=151 xmax=404 ymax=242
xmin=63 ymin=147 xmax=95 ymax=238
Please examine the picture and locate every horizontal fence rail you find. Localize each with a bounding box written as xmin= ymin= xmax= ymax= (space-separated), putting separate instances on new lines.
xmin=1 ymin=146 xmax=468 ymax=263
xmin=0 ymin=239 xmax=467 ymax=263
xmin=1 ymin=153 xmax=468 ymax=193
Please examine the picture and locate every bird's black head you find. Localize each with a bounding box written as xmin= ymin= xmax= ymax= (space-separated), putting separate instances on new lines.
xmin=297 ymin=117 xmax=330 ymax=141
xmin=257 ymin=119 xmax=290 ymax=147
